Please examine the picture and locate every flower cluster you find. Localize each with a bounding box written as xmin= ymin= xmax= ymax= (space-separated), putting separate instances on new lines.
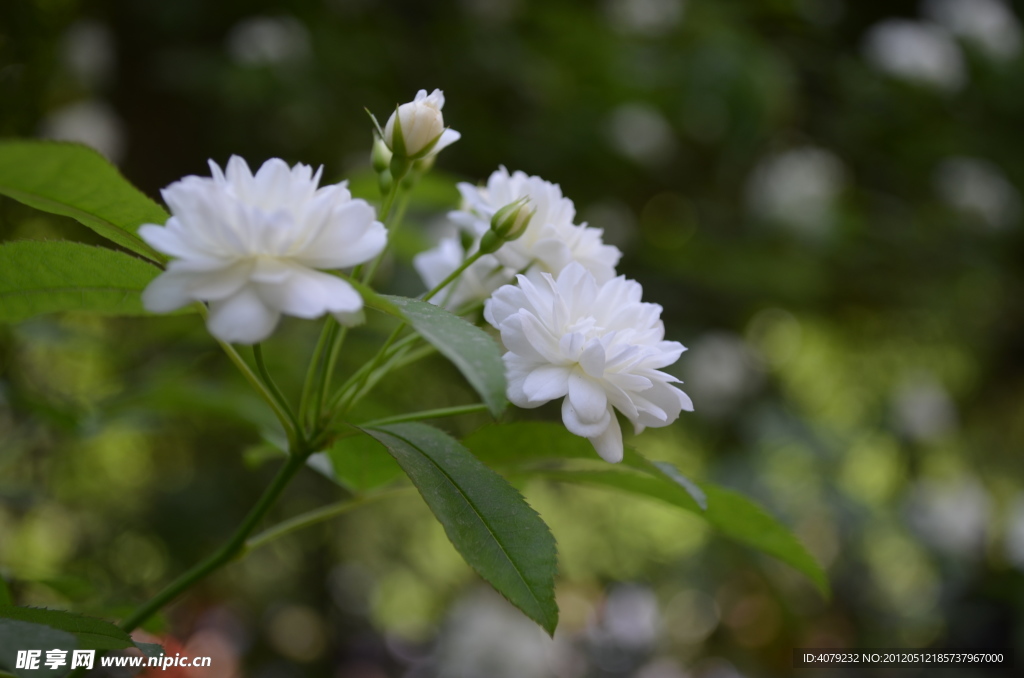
xmin=414 ymin=162 xmax=690 ymax=462
xmin=140 ymin=88 xmax=691 ymax=462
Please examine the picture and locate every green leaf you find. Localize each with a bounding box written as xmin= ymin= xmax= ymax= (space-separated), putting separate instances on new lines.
xmin=529 ymin=470 xmax=829 ymax=597
xmin=0 ymin=141 xmax=166 ymax=261
xmin=648 ymin=460 xmax=708 ymax=511
xmin=0 ymin=577 xmax=10 ymax=606
xmin=326 ymin=431 xmax=404 ymax=492
xmin=464 ymin=422 xmax=707 ymax=509
xmin=0 ymin=240 xmax=174 ymax=323
xmin=362 ymin=423 xmax=558 ymax=634
xmin=463 ymin=421 xmax=596 ymax=466
xmin=350 ymin=280 xmax=506 ymax=420
xmin=0 ymin=619 xmax=76 ymax=678
xmin=0 ymin=606 xmax=135 ymax=651
xmin=463 ymin=422 xmax=825 ymax=595
xmin=345 ymin=277 xmax=401 ymax=316
xmin=379 ymin=295 xmax=507 ymax=417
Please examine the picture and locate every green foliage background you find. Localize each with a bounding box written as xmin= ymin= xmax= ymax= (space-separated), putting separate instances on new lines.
xmin=2 ymin=0 xmax=1024 ymax=676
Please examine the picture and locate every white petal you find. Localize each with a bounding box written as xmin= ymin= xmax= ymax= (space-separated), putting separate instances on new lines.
xmin=515 ymin=312 xmax=564 ymax=364
xmin=561 ymin=392 xmax=611 ymax=438
xmin=142 ymin=270 xmax=194 ymax=313
xmin=634 ymin=382 xmax=691 ymax=429
xmin=296 ymin=201 xmax=386 ymax=269
xmin=430 ymin=128 xmax=461 ymax=155
xmin=567 ymin=371 xmax=608 ymax=424
xmin=505 ymin=354 xmax=542 ymax=408
xmin=578 ymin=340 xmax=606 ymax=378
xmin=181 ymin=262 xmax=251 ymax=301
xmin=207 ymin=287 xmax=280 ymax=344
xmin=139 ymin=223 xmax=210 ymax=261
xmin=258 ymin=268 xmax=362 ymax=319
xmin=523 ymin=365 xmax=571 ymax=404
xmin=251 ymin=258 xmax=294 ymax=283
xmin=252 ymin=158 xmax=294 ymax=209
xmin=588 ymin=410 xmax=623 ymax=463
xmin=224 ymin=155 xmax=255 ymax=196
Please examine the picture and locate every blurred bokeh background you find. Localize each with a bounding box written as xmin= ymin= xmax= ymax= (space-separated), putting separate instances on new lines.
xmin=3 ymin=0 xmax=1024 ymax=676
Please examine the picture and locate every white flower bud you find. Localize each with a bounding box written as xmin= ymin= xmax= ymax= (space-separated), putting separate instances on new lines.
xmin=383 ymin=89 xmax=460 ymax=159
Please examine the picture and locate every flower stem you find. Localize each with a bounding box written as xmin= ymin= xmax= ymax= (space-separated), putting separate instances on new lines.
xmin=299 ymin=319 xmax=336 ymax=427
xmin=217 ymin=338 xmax=298 ymax=444
xmin=423 ymin=250 xmax=485 ymax=302
xmin=242 ymin=488 xmax=407 ymax=555
xmin=119 ymin=449 xmax=310 ymax=632
xmin=359 ymin=403 xmax=489 ymax=428
xmin=317 ymin=324 xmax=349 ymax=424
xmin=253 ymin=344 xmax=302 ymax=438
xmin=192 ymin=304 xmax=298 ymax=445
xmin=360 ymin=183 xmax=405 ymax=285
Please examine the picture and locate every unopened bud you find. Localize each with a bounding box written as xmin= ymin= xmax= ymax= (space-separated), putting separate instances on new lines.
xmin=385 ymin=91 xmax=446 ymax=159
xmin=478 ymin=230 xmax=503 ymax=255
xmin=382 ymin=89 xmax=460 ymax=161
xmin=371 ymin=136 xmax=392 ymax=173
xmin=490 ymin=197 xmax=534 ymax=242
xmin=377 ymin=168 xmax=393 ymax=196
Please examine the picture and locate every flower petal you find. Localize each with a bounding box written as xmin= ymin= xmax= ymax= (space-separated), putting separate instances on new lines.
xmin=295 ymin=201 xmax=386 ymax=269
xmin=207 ymin=287 xmax=280 ymax=344
xmin=142 ymin=270 xmax=194 ymax=313
xmin=561 ymin=389 xmax=611 ymax=438
xmin=258 ymin=268 xmax=362 ymax=319
xmin=567 ymin=371 xmax=608 ymax=424
xmin=523 ymin=365 xmax=571 ymax=404
xmin=588 ymin=409 xmax=623 ymax=463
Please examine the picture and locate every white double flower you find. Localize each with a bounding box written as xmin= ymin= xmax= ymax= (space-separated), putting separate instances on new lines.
xmin=485 ymin=263 xmax=693 ymax=463
xmin=449 ymin=166 xmax=621 ymax=283
xmin=140 ymin=156 xmax=386 ymax=344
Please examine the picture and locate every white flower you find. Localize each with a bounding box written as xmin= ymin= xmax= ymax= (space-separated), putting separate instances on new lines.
xmin=485 ymin=262 xmax=692 ymax=462
xmin=450 ymin=166 xmax=621 ymax=283
xmin=384 ymin=89 xmax=461 ymax=159
xmin=139 ymin=156 xmax=386 ymax=344
xmin=413 ymin=237 xmax=512 ymax=310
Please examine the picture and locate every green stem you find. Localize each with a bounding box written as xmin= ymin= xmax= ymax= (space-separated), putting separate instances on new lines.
xmin=345 ymin=344 xmax=437 ymax=408
xmin=242 ymin=488 xmax=407 ymax=555
xmin=317 ymin=324 xmax=349 ymax=424
xmin=119 ymin=450 xmax=309 ymax=632
xmin=217 ymin=339 xmax=297 ymax=444
xmin=379 ymin=183 xmax=400 ymax=223
xmin=299 ymin=319 xmax=336 ymax=427
xmin=328 ymin=325 xmax=410 ymax=412
xmin=361 ymin=183 xmax=403 ymax=285
xmin=360 ymin=403 xmax=489 ymax=428
xmin=193 ymin=304 xmax=297 ymax=444
xmin=423 ymin=250 xmax=485 ymax=302
xmin=253 ymin=344 xmax=301 ymax=438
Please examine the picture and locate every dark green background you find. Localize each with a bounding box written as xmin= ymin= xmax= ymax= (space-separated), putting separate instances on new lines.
xmin=2 ymin=1 xmax=1023 ymax=676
